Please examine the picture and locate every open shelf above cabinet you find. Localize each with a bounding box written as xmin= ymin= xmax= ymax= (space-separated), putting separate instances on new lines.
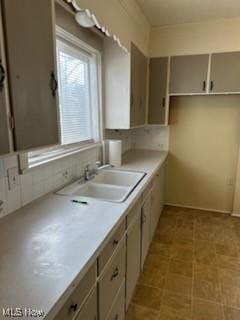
xmin=148 ymin=51 xmax=240 ymax=126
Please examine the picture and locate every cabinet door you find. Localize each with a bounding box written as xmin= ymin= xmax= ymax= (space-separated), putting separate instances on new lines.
xmin=148 ymin=57 xmax=168 ymax=125
xmin=2 ymin=0 xmax=59 ymax=151
xmin=0 ymin=2 xmax=11 ymax=155
xmin=75 ymin=288 xmax=97 ymax=320
xmin=141 ymin=193 xmax=151 ymax=269
xmin=106 ymin=281 xmax=125 ymax=320
xmin=130 ymin=43 xmax=147 ymax=127
xmin=99 ymin=240 xmax=126 ymax=320
xmin=170 ymin=54 xmax=209 ymax=94
xmin=126 ymin=210 xmax=141 ymax=308
xmin=210 ymin=52 xmax=240 ymax=93
xmin=151 ymin=168 xmax=165 ymax=240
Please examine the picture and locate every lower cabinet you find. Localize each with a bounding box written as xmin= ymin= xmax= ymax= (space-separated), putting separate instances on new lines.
xmin=98 ymin=239 xmax=126 ymax=320
xmin=54 ymin=161 xmax=166 ymax=320
xmin=75 ymin=287 xmax=97 ymax=320
xmin=55 ymin=263 xmax=97 ymax=320
xmin=106 ymin=280 xmax=125 ymax=320
xmin=150 ymin=164 xmax=165 ymax=240
xmin=126 ymin=206 xmax=141 ymax=308
xmin=141 ymin=192 xmax=151 ymax=269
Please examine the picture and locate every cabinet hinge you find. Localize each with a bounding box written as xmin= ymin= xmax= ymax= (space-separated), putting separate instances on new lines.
xmin=9 ymin=116 xmax=15 ymax=130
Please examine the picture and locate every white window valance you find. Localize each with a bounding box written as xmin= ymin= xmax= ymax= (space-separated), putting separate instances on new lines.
xmin=65 ymin=0 xmax=128 ymax=52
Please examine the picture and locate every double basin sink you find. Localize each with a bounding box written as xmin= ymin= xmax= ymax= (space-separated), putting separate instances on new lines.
xmin=57 ymin=169 xmax=146 ymax=203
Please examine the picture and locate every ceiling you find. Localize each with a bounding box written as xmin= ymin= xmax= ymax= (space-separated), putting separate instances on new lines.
xmin=136 ymin=0 xmax=240 ymax=27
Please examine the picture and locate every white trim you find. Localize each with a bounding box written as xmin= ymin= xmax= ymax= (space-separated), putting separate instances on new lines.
xmin=22 ymin=143 xmax=101 ymax=172
xmin=165 ymin=56 xmax=171 ymax=125
xmin=169 ymin=92 xmax=240 ymax=96
xmin=165 ymin=202 xmax=231 ymax=214
xmin=206 ymin=53 xmax=212 ymax=93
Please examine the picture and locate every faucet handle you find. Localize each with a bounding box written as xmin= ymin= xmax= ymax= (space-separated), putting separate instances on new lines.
xmin=96 ymin=161 xmax=101 ymax=168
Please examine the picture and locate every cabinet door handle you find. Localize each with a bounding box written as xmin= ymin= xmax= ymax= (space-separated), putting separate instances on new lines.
xmin=142 ymin=213 xmax=146 ymax=224
xmin=202 ymin=81 xmax=206 ymax=92
xmin=210 ymin=81 xmax=214 ymax=91
xmin=0 ymin=61 xmax=6 ymax=91
xmin=162 ymin=97 xmax=165 ymax=108
xmin=50 ymin=72 xmax=58 ymax=97
xmin=113 ymin=239 xmax=119 ymax=247
xmin=111 ymin=267 xmax=119 ymax=281
xmin=70 ymin=303 xmax=78 ymax=313
xmin=114 ymin=314 xmax=119 ymax=320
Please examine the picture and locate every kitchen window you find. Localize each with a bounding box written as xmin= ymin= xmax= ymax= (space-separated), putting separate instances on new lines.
xmin=26 ymin=27 xmax=102 ymax=168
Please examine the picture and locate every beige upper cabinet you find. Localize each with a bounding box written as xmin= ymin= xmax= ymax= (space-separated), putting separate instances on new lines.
xmin=0 ymin=2 xmax=11 ymax=156
xmin=210 ymin=52 xmax=240 ymax=93
xmin=2 ymin=0 xmax=59 ymax=152
xmin=130 ymin=43 xmax=147 ymax=127
xmin=104 ymin=40 xmax=147 ymax=129
xmin=148 ymin=57 xmax=169 ymax=125
xmin=170 ymin=54 xmax=209 ymax=94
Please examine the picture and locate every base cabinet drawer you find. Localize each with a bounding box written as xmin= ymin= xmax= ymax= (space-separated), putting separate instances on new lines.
xmin=106 ymin=280 xmax=125 ymax=320
xmin=55 ymin=263 xmax=97 ymax=320
xmin=98 ymin=220 xmax=125 ymax=275
xmin=75 ymin=287 xmax=97 ymax=320
xmin=99 ymin=239 xmax=126 ymax=320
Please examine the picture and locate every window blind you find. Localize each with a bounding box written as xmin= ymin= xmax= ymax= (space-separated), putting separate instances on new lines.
xmin=57 ymin=39 xmax=93 ymax=145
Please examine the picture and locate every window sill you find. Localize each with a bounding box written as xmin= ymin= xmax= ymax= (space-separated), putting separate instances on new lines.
xmin=20 ymin=143 xmax=102 ymax=173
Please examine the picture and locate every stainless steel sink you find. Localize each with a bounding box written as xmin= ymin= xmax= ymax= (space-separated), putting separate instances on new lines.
xmin=57 ymin=169 xmax=146 ymax=202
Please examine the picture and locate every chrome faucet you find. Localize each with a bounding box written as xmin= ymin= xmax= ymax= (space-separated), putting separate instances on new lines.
xmin=84 ymin=164 xmax=91 ymax=181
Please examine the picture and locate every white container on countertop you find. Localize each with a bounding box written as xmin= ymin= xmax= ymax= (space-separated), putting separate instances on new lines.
xmin=108 ymin=140 xmax=122 ymax=166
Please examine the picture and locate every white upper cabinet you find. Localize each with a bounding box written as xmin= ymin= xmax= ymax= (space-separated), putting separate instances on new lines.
xmin=210 ymin=52 xmax=240 ymax=93
xmin=170 ymin=54 xmax=209 ymax=95
xmin=104 ymin=39 xmax=147 ymax=129
xmin=2 ymin=0 xmax=59 ymax=152
xmin=0 ymin=2 xmax=11 ymax=156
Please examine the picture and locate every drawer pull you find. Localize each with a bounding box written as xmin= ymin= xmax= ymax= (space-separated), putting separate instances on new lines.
xmin=111 ymin=267 xmax=119 ymax=281
xmin=113 ymin=239 xmax=119 ymax=247
xmin=70 ymin=303 xmax=78 ymax=313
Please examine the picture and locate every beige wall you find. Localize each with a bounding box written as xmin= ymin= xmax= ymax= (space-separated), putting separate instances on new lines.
xmin=150 ymin=18 xmax=240 ymax=57
xmin=75 ymin=0 xmax=150 ymax=55
xmin=166 ymin=96 xmax=240 ymax=213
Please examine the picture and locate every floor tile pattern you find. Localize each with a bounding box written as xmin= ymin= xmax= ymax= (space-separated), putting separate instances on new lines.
xmin=126 ymin=206 xmax=240 ymax=320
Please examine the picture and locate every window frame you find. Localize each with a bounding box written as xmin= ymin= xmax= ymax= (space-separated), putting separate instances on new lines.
xmin=24 ymin=26 xmax=103 ymax=170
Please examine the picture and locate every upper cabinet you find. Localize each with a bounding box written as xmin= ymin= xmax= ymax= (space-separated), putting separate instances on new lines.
xmin=170 ymin=54 xmax=209 ymax=95
xmin=130 ymin=44 xmax=148 ymax=127
xmin=210 ymin=52 xmax=240 ymax=93
xmin=0 ymin=1 xmax=11 ymax=156
xmin=104 ymin=39 xmax=148 ymax=129
xmin=148 ymin=57 xmax=169 ymax=125
xmin=2 ymin=0 xmax=59 ymax=152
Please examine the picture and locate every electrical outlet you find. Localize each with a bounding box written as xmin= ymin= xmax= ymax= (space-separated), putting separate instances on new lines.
xmin=7 ymin=167 xmax=19 ymax=191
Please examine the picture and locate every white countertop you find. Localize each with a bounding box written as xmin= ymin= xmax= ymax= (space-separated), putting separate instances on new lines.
xmin=0 ymin=149 xmax=167 ymax=320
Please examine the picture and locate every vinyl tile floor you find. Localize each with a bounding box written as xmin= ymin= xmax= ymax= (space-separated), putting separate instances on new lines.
xmin=126 ymin=205 xmax=240 ymax=320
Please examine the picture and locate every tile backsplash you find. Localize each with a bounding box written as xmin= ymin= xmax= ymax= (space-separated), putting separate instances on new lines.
xmin=0 ymin=126 xmax=169 ymax=219
xmin=0 ymin=147 xmax=101 ymax=219
xmin=105 ymin=126 xmax=169 ymax=152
